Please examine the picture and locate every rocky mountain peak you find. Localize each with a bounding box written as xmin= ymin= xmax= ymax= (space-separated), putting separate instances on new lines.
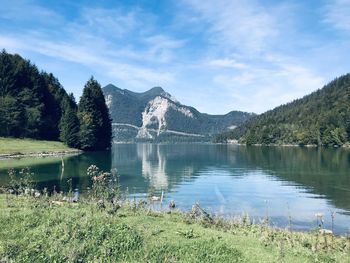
xmin=102 ymin=84 xmax=254 ymax=142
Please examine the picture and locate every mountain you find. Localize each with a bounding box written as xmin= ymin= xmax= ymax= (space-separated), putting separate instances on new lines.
xmin=217 ymin=73 xmax=350 ymax=147
xmin=103 ymin=84 xmax=254 ymax=142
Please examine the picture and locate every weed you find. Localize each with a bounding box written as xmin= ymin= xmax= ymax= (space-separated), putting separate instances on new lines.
xmin=176 ymin=228 xmax=197 ymax=239
xmin=7 ymin=167 xmax=35 ymax=196
xmin=1 ymin=167 xmax=350 ymax=262
xmin=87 ymin=165 xmax=121 ymax=208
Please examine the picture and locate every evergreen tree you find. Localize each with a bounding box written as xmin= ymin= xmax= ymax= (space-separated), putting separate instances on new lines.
xmin=78 ymin=77 xmax=112 ymax=150
xmin=0 ymin=50 xmax=77 ymax=142
xmin=0 ymin=95 xmax=25 ymax=137
xmin=59 ymin=94 xmax=80 ymax=148
xmin=0 ymin=49 xmax=15 ymax=97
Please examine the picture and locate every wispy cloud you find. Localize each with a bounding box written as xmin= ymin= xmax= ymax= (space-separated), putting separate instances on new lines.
xmin=0 ymin=34 xmax=174 ymax=86
xmin=323 ymin=0 xmax=350 ymax=32
xmin=212 ymin=58 xmax=324 ymax=113
xmin=143 ymin=35 xmax=186 ymax=63
xmin=0 ymin=4 xmax=182 ymax=93
xmin=68 ymin=7 xmax=142 ymax=42
xmin=0 ymin=0 xmax=349 ymax=114
xmin=0 ymin=0 xmax=63 ymax=25
xmin=181 ymin=0 xmax=279 ymax=54
xmin=174 ymin=0 xmax=327 ymax=113
xmin=208 ymin=58 xmax=248 ymax=69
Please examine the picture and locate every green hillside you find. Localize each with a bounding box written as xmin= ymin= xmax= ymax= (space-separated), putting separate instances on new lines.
xmin=217 ymin=73 xmax=350 ymax=146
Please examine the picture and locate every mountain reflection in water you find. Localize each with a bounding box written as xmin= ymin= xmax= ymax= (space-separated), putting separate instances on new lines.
xmin=0 ymin=144 xmax=349 ymax=233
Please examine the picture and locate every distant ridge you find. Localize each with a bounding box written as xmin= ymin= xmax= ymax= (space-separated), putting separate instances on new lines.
xmin=103 ymin=84 xmax=254 ymax=142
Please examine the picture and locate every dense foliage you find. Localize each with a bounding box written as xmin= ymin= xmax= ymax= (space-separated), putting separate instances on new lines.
xmin=0 ymin=50 xmax=75 ymax=141
xmin=0 ymin=50 xmax=112 ymax=150
xmin=78 ymin=77 xmax=112 ymax=150
xmin=59 ymin=94 xmax=80 ymax=148
xmin=217 ymin=74 xmax=350 ymax=147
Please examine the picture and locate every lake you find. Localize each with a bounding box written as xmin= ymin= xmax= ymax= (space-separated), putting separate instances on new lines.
xmin=1 ymin=143 xmax=350 ymax=234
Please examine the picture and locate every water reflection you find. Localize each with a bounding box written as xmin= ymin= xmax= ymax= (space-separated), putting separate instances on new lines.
xmin=137 ymin=144 xmax=168 ymax=189
xmin=111 ymin=144 xmax=200 ymax=192
xmin=228 ymin=146 xmax=350 ymax=211
xmin=0 ymin=144 xmax=350 ymax=233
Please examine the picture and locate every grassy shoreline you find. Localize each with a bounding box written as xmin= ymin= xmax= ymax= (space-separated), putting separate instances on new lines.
xmin=0 ymin=194 xmax=349 ymax=262
xmin=0 ymin=137 xmax=81 ymax=158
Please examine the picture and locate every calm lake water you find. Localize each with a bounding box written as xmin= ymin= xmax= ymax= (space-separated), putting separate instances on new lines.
xmin=1 ymin=144 xmax=350 ymax=234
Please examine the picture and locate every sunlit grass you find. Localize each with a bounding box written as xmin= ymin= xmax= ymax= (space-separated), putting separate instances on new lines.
xmin=0 ymin=137 xmax=77 ymax=155
xmin=0 ymin=165 xmax=349 ymax=262
xmin=0 ymin=194 xmax=349 ymax=262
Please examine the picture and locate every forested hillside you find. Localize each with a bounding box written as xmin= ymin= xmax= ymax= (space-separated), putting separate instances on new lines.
xmin=0 ymin=50 xmax=111 ymax=150
xmin=217 ymin=74 xmax=350 ymax=147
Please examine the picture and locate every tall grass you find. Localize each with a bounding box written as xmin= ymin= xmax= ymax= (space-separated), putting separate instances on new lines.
xmin=0 ymin=165 xmax=349 ymax=262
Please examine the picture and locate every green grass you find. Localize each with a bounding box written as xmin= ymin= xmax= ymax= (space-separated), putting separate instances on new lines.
xmin=0 ymin=195 xmax=349 ymax=262
xmin=0 ymin=137 xmax=78 ymax=155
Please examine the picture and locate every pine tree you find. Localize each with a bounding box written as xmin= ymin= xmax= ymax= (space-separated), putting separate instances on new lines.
xmin=0 ymin=95 xmax=25 ymax=137
xmin=78 ymin=77 xmax=112 ymax=150
xmin=0 ymin=50 xmax=76 ymax=140
xmin=59 ymin=94 xmax=80 ymax=148
xmin=0 ymin=49 xmax=15 ymax=97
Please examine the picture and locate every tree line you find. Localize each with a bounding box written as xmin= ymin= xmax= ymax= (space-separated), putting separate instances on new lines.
xmin=215 ymin=73 xmax=350 ymax=147
xmin=0 ymin=50 xmax=111 ymax=150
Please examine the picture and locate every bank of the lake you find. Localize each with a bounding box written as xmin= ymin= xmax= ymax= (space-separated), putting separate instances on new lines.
xmin=0 ymin=194 xmax=349 ymax=263
xmin=0 ymin=138 xmax=81 ymax=159
xmin=225 ymin=140 xmax=350 ymax=148
xmin=1 ymin=143 xmax=350 ymax=234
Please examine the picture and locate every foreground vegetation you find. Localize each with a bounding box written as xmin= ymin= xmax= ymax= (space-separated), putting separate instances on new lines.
xmin=0 ymin=137 xmax=78 ymax=156
xmin=0 ymin=165 xmax=349 ymax=263
xmin=1 ymin=195 xmax=349 ymax=262
xmin=216 ymin=73 xmax=350 ymax=147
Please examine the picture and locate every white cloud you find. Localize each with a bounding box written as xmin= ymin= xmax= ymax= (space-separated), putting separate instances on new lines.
xmin=209 ymin=58 xmax=248 ymax=69
xmin=0 ymin=36 xmax=22 ymax=50
xmin=71 ymin=7 xmax=140 ymax=39
xmin=1 ymin=0 xmax=348 ymax=115
xmin=175 ymin=0 xmax=331 ymax=113
xmin=323 ymin=0 xmax=350 ymax=32
xmin=182 ymin=0 xmax=279 ymax=54
xmin=0 ymin=0 xmax=62 ymax=25
xmin=0 ymin=4 xmax=181 ymax=92
xmin=211 ymin=56 xmax=325 ymax=113
xmin=0 ymin=34 xmax=174 ymax=89
xmin=142 ymin=35 xmax=187 ymax=63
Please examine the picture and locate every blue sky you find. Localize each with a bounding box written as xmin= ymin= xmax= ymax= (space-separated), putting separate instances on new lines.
xmin=0 ymin=0 xmax=349 ymax=114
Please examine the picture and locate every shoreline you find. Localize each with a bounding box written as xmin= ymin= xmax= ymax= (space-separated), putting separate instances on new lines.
xmin=225 ymin=141 xmax=350 ymax=148
xmin=0 ymin=149 xmax=82 ymax=160
xmin=1 ymin=194 xmax=349 ymax=262
xmin=0 ymin=137 xmax=82 ymax=160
